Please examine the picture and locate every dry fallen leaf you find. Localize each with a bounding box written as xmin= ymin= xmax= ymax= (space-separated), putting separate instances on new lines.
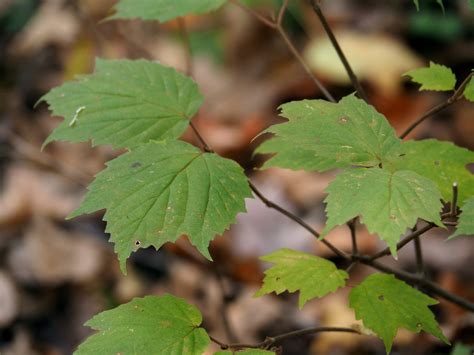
xmin=0 ymin=164 xmax=81 ymax=227
xmin=7 ymin=218 xmax=105 ymax=285
xmin=305 ymin=31 xmax=423 ymax=95
xmin=10 ymin=0 xmax=80 ymax=55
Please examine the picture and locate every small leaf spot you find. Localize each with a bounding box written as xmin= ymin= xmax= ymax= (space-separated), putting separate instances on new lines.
xmin=389 ymin=215 xmax=397 ymax=220
xmin=131 ymin=162 xmax=142 ymax=168
xmin=339 ymin=116 xmax=349 ymax=124
xmin=378 ymin=295 xmax=385 ymax=301
xmin=434 ymin=160 xmax=440 ymax=166
xmin=416 ymin=322 xmax=422 ymax=328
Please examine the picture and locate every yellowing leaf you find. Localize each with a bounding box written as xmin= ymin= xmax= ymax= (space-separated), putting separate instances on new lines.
xmin=254 ymin=249 xmax=348 ymax=308
xmin=322 ymin=168 xmax=443 ymax=255
xmin=69 ymin=140 xmax=252 ymax=273
xmin=41 ymin=59 xmax=203 ymax=149
xmin=109 ymin=0 xmax=226 ymax=22
xmin=256 ymin=95 xmax=401 ymax=172
xmin=349 ymin=273 xmax=449 ymax=353
xmin=75 ymin=295 xmax=210 ymax=355
xmin=404 ymin=62 xmax=456 ymax=91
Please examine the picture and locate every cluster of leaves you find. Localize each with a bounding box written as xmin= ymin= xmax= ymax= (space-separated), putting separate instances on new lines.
xmin=40 ymin=0 xmax=474 ymax=354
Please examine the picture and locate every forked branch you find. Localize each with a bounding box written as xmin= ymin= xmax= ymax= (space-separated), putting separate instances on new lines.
xmin=230 ymin=0 xmax=336 ymax=102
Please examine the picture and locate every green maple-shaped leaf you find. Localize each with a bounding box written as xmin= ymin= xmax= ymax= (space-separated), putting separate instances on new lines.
xmin=254 ymin=249 xmax=348 ymax=308
xmin=349 ymin=274 xmax=449 ymax=354
xmin=404 ymin=62 xmax=456 ymax=91
xmin=109 ymin=0 xmax=226 ymax=22
xmin=69 ymin=140 xmax=252 ymax=273
xmin=393 ymin=140 xmax=474 ymax=204
xmin=449 ymin=197 xmax=474 ymax=239
xmin=75 ymin=295 xmax=210 ymax=355
xmin=464 ymin=76 xmax=474 ymax=102
xmin=256 ymin=95 xmax=401 ymax=172
xmin=215 ymin=350 xmax=275 ymax=355
xmin=41 ymin=59 xmax=203 ymax=149
xmin=322 ymin=168 xmax=443 ymax=254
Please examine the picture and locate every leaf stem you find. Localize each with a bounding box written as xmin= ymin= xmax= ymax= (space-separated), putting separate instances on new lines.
xmin=229 ymin=0 xmax=336 ymax=102
xmin=450 ymin=182 xmax=458 ymax=217
xmin=308 ymin=0 xmax=368 ymax=102
xmin=249 ymin=181 xmax=348 ymax=259
xmin=400 ymin=72 xmax=473 ymax=139
xmin=211 ymin=326 xmax=361 ymax=350
xmin=369 ymin=223 xmax=435 ymax=261
xmin=413 ymin=228 xmax=425 ymax=278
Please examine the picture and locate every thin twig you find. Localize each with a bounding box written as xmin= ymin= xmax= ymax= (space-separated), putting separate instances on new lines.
xmin=213 ymin=265 xmax=239 ymax=343
xmin=309 ymin=0 xmax=368 ymax=102
xmin=229 ymin=0 xmax=277 ymax=28
xmin=413 ymin=230 xmax=425 ymax=278
xmin=400 ymin=72 xmax=473 ymax=139
xmin=211 ymin=326 xmax=360 ymax=350
xmin=230 ymin=0 xmax=336 ymax=102
xmin=358 ymin=256 xmax=474 ymax=312
xmin=451 ymin=182 xmax=458 ymax=217
xmin=369 ymin=212 xmax=456 ymax=261
xmin=177 ymin=17 xmax=193 ymax=77
xmin=349 ymin=218 xmax=358 ymax=256
xmin=277 ymin=26 xmax=336 ymax=102
xmin=249 ymin=181 xmax=348 ymax=259
xmin=369 ymin=223 xmax=435 ymax=261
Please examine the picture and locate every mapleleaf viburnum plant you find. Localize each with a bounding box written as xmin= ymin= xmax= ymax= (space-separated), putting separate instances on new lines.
xmin=39 ymin=0 xmax=474 ymax=354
